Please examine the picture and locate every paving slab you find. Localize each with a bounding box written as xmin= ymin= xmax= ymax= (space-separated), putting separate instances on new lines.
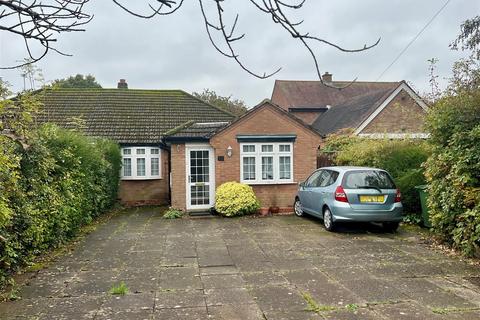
xmin=250 ymin=285 xmax=307 ymax=312
xmin=205 ymin=287 xmax=256 ymax=306
xmin=154 ymin=289 xmax=205 ymax=309
xmin=201 ymin=274 xmax=246 ymax=289
xmin=2 ymin=207 xmax=480 ymax=320
xmin=207 ymin=304 xmax=265 ymax=319
xmin=159 ymin=266 xmax=202 ymax=290
xmin=153 ymin=306 xmax=208 ymax=319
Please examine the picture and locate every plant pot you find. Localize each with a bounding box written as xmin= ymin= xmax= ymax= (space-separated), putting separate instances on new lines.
xmin=258 ymin=208 xmax=270 ymax=216
xmin=270 ymin=206 xmax=280 ymax=214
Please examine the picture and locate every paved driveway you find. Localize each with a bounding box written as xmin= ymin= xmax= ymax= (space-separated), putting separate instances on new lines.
xmin=1 ymin=207 xmax=480 ymax=319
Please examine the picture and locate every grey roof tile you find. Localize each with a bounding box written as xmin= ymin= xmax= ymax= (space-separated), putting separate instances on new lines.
xmin=37 ymin=89 xmax=235 ymax=144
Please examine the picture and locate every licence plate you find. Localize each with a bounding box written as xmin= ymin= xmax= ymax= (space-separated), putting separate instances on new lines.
xmin=359 ymin=195 xmax=385 ymax=203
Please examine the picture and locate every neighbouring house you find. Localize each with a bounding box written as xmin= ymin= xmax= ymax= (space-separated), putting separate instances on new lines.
xmin=38 ymin=80 xmax=322 ymax=212
xmin=271 ymin=72 xmax=429 ymax=138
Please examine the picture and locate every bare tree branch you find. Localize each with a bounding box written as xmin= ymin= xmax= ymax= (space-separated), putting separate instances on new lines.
xmin=1 ymin=0 xmax=380 ymax=85
xmin=0 ymin=0 xmax=93 ymax=69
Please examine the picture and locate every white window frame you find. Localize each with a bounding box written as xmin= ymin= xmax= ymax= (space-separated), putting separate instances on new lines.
xmin=121 ymin=146 xmax=161 ymax=180
xmin=240 ymin=142 xmax=294 ymax=184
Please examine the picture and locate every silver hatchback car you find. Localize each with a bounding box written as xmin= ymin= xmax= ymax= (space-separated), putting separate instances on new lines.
xmin=294 ymin=166 xmax=403 ymax=232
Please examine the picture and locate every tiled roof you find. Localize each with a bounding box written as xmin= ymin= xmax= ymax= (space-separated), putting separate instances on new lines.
xmin=311 ymin=86 xmax=398 ymax=136
xmin=37 ymin=89 xmax=235 ymax=144
xmin=271 ymin=80 xmax=400 ymax=110
xmin=166 ymin=121 xmax=230 ymax=140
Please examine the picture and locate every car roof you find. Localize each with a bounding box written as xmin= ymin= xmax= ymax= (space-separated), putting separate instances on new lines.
xmin=318 ymin=166 xmax=387 ymax=172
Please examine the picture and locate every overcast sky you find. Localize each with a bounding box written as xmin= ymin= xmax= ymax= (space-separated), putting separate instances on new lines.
xmin=1 ymin=0 xmax=479 ymax=106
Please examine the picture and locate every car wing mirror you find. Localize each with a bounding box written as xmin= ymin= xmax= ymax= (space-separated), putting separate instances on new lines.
xmin=299 ymin=181 xmax=305 ymax=188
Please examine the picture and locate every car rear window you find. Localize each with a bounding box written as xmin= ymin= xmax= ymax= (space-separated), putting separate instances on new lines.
xmin=342 ymin=170 xmax=396 ymax=189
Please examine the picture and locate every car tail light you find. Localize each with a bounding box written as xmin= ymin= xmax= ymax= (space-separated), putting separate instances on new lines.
xmin=335 ymin=186 xmax=348 ymax=203
xmin=395 ymin=189 xmax=402 ymax=203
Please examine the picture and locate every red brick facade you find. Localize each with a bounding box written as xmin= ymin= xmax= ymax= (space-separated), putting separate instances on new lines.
xmin=119 ymin=149 xmax=170 ymax=207
xmin=170 ymin=144 xmax=186 ymax=210
xmin=169 ymin=102 xmax=322 ymax=212
xmin=361 ymin=89 xmax=426 ymax=134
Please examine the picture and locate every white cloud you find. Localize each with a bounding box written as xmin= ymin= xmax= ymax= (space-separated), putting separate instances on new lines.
xmin=0 ymin=0 xmax=478 ymax=105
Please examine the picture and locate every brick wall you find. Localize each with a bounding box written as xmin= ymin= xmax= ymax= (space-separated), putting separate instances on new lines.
xmin=271 ymin=86 xmax=289 ymax=111
xmin=210 ymin=103 xmax=323 ymax=210
xmin=170 ymin=143 xmax=186 ymax=210
xmin=361 ymin=89 xmax=426 ymax=134
xmin=119 ymin=148 xmax=170 ymax=207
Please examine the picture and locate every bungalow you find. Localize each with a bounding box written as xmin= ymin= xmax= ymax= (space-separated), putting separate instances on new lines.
xmin=271 ymin=72 xmax=429 ymax=138
xmin=38 ymin=80 xmax=322 ymax=212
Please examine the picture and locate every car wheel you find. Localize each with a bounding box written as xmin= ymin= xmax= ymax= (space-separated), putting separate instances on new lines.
xmin=323 ymin=208 xmax=335 ymax=231
xmin=383 ymin=222 xmax=399 ymax=233
xmin=294 ymin=198 xmax=304 ymax=217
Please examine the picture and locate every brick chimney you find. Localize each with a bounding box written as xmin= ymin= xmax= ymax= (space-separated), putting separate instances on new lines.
xmin=322 ymin=72 xmax=332 ymax=83
xmin=117 ymin=79 xmax=128 ymax=89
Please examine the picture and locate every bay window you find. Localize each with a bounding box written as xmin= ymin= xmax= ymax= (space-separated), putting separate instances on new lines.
xmin=121 ymin=147 xmax=161 ymax=180
xmin=240 ymin=143 xmax=293 ymax=184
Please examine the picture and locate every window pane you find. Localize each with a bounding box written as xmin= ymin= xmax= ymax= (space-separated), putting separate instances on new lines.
xmin=243 ymin=157 xmax=256 ymax=180
xmin=279 ymin=144 xmax=291 ymax=152
xmin=261 ymin=145 xmax=273 ymax=153
xmin=151 ymin=158 xmax=159 ymax=176
xmin=123 ymin=148 xmax=131 ymax=155
xmin=262 ymin=156 xmax=273 ymax=180
xmin=242 ymin=145 xmax=255 ymax=153
xmin=151 ymin=148 xmax=159 ymax=155
xmin=343 ymin=170 xmax=396 ymax=189
xmin=136 ymin=148 xmax=145 ymax=155
xmin=123 ymin=158 xmax=132 ymax=176
xmin=279 ymin=156 xmax=291 ymax=179
xmin=137 ymin=158 xmax=146 ymax=176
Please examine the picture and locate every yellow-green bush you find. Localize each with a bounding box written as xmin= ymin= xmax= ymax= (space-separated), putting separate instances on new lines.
xmin=215 ymin=182 xmax=260 ymax=217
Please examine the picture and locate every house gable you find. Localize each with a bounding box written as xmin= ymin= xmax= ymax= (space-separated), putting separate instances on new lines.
xmin=354 ymin=82 xmax=428 ymax=137
xmin=207 ymin=100 xmax=323 ymax=210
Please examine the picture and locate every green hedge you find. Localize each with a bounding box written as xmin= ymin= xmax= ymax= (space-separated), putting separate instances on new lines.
xmin=425 ymin=90 xmax=480 ymax=256
xmin=326 ymin=137 xmax=430 ymax=214
xmin=0 ymin=124 xmax=121 ymax=287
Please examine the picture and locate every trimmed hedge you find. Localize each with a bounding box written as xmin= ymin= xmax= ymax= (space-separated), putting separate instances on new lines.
xmin=425 ymin=90 xmax=480 ymax=256
xmin=325 ymin=137 xmax=431 ymax=214
xmin=215 ymin=182 xmax=260 ymax=217
xmin=0 ymin=124 xmax=121 ymax=287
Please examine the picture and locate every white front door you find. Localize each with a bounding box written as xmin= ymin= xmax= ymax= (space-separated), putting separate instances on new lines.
xmin=186 ymin=145 xmax=215 ymax=210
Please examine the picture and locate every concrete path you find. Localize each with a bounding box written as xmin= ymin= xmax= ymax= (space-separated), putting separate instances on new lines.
xmin=1 ymin=207 xmax=480 ymax=319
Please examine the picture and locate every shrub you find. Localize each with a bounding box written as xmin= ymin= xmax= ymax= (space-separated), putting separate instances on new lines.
xmin=0 ymin=124 xmax=121 ymax=288
xmin=215 ymin=182 xmax=260 ymax=217
xmin=110 ymin=281 xmax=128 ymax=295
xmin=424 ymin=90 xmax=480 ymax=256
xmin=328 ymin=138 xmax=430 ymax=214
xmin=163 ymin=208 xmax=183 ymax=219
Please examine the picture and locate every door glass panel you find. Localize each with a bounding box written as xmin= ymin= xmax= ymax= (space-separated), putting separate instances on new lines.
xmin=190 ymin=150 xmax=210 ymax=206
xmin=190 ymin=185 xmax=210 ymax=206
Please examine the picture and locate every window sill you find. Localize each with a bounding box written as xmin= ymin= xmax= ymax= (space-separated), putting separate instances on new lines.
xmin=121 ymin=177 xmax=162 ymax=181
xmin=242 ymin=181 xmax=297 ymax=186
